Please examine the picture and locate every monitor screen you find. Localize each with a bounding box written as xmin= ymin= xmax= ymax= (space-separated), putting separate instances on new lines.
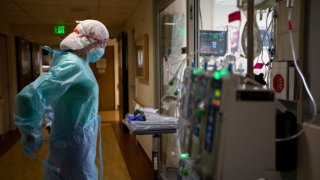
xmin=199 ymin=30 xmax=228 ymax=56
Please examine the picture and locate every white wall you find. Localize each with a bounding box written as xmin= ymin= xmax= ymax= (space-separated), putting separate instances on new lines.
xmin=304 ymin=0 xmax=320 ymax=115
xmin=298 ymin=125 xmax=320 ymax=180
xmin=133 ymin=0 xmax=155 ymax=108
xmin=123 ymin=0 xmax=155 ymax=159
xmin=276 ymin=0 xmax=300 ymax=61
xmin=213 ymin=5 xmax=238 ymax=29
xmin=200 ymin=0 xmax=215 ymax=30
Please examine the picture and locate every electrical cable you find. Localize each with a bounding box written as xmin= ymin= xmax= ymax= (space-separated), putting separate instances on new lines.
xmin=261 ymin=11 xmax=273 ymax=48
xmin=275 ymin=8 xmax=318 ymax=142
xmin=259 ymin=10 xmax=273 ymax=71
xmin=266 ymin=8 xmax=277 ymax=89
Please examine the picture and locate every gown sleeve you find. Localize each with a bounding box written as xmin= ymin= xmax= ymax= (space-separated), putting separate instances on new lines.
xmin=13 ymin=55 xmax=84 ymax=154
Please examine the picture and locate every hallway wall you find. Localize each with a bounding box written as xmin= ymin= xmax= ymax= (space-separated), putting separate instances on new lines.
xmin=0 ymin=19 xmax=17 ymax=135
xmin=297 ymin=0 xmax=320 ymax=179
xmin=123 ymin=0 xmax=155 ymax=160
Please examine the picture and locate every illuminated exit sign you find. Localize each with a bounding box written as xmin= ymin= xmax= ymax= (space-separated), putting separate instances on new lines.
xmin=54 ymin=25 xmax=65 ymax=35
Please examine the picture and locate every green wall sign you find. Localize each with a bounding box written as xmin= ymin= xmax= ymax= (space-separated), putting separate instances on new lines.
xmin=54 ymin=25 xmax=65 ymax=35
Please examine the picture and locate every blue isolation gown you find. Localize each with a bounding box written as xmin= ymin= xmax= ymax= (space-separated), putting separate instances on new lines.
xmin=14 ymin=51 xmax=100 ymax=180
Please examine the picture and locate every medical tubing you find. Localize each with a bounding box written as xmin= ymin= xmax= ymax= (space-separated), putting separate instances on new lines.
xmin=162 ymin=57 xmax=190 ymax=105
xmin=171 ymin=59 xmax=188 ymax=82
xmin=261 ymin=15 xmax=273 ymax=50
xmin=161 ymin=50 xmax=200 ymax=104
xmin=171 ymin=65 xmax=186 ymax=98
xmin=275 ymin=8 xmax=318 ymax=142
xmin=260 ymin=10 xmax=273 ymax=63
xmin=170 ymin=56 xmax=188 ymax=65
xmin=288 ymin=9 xmax=318 ymax=122
xmin=177 ymin=62 xmax=187 ymax=88
xmin=169 ymin=50 xmax=199 ymax=84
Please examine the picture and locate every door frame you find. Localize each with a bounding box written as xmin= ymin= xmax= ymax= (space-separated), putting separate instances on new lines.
xmin=154 ymin=0 xmax=199 ymax=110
xmin=0 ymin=34 xmax=12 ymax=135
xmin=154 ymin=0 xmax=176 ymax=110
xmin=107 ymin=39 xmax=120 ymax=110
xmin=120 ymin=32 xmax=129 ymax=118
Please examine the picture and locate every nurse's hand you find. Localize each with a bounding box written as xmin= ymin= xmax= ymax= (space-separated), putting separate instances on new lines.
xmin=20 ymin=131 xmax=42 ymax=156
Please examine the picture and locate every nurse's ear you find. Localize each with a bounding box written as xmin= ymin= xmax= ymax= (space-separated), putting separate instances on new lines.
xmin=72 ymin=48 xmax=88 ymax=61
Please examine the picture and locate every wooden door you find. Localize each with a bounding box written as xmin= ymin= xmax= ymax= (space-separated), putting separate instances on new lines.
xmin=0 ymin=35 xmax=10 ymax=135
xmin=31 ymin=44 xmax=41 ymax=80
xmin=90 ymin=46 xmax=115 ymax=111
xmin=16 ymin=38 xmax=32 ymax=91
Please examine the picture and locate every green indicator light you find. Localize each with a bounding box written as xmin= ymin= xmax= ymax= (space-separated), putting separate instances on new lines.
xmin=197 ymin=67 xmax=203 ymax=73
xmin=181 ymin=168 xmax=189 ymax=176
xmin=174 ymin=90 xmax=179 ymax=96
xmin=214 ymin=90 xmax=221 ymax=97
xmin=196 ymin=109 xmax=205 ymax=117
xmin=213 ymin=71 xmax=221 ymax=80
xmin=180 ymin=153 xmax=189 ymax=159
xmin=169 ymin=80 xmax=174 ymax=86
xmin=220 ymin=69 xmax=229 ymax=77
xmin=54 ymin=25 xmax=65 ymax=35
xmin=193 ymin=69 xmax=198 ymax=75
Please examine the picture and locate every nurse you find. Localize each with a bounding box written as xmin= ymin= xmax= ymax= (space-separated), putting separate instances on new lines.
xmin=14 ymin=19 xmax=108 ymax=180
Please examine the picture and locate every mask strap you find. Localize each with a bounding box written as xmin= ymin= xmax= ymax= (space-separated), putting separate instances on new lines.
xmin=77 ymin=24 xmax=97 ymax=62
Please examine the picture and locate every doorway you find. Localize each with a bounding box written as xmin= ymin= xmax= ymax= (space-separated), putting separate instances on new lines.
xmin=156 ymin=0 xmax=187 ymax=178
xmin=119 ymin=32 xmax=129 ymax=119
xmin=90 ymin=46 xmax=115 ymax=111
xmin=0 ymin=35 xmax=11 ymax=136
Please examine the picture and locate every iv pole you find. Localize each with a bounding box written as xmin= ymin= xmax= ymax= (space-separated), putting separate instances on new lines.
xmin=238 ymin=0 xmax=254 ymax=77
xmin=247 ymin=0 xmax=254 ymax=77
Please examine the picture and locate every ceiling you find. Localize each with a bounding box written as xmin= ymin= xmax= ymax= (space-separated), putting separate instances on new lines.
xmin=0 ymin=0 xmax=142 ymax=44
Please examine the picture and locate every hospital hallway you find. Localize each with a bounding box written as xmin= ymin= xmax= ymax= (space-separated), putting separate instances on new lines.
xmin=1 ymin=0 xmax=320 ymax=179
xmin=0 ymin=110 xmax=152 ymax=180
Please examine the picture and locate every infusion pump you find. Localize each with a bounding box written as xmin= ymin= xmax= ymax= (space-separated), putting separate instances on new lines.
xmin=178 ymin=69 xmax=277 ymax=180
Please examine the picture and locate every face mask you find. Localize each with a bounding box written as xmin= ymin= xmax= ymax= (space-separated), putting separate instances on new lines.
xmin=86 ymin=47 xmax=105 ymax=63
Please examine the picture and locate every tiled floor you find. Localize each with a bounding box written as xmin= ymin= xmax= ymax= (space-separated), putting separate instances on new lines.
xmin=0 ymin=111 xmax=152 ymax=180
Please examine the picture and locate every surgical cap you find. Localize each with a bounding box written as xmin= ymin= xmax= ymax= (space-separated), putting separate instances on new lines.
xmin=60 ymin=19 xmax=109 ymax=51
